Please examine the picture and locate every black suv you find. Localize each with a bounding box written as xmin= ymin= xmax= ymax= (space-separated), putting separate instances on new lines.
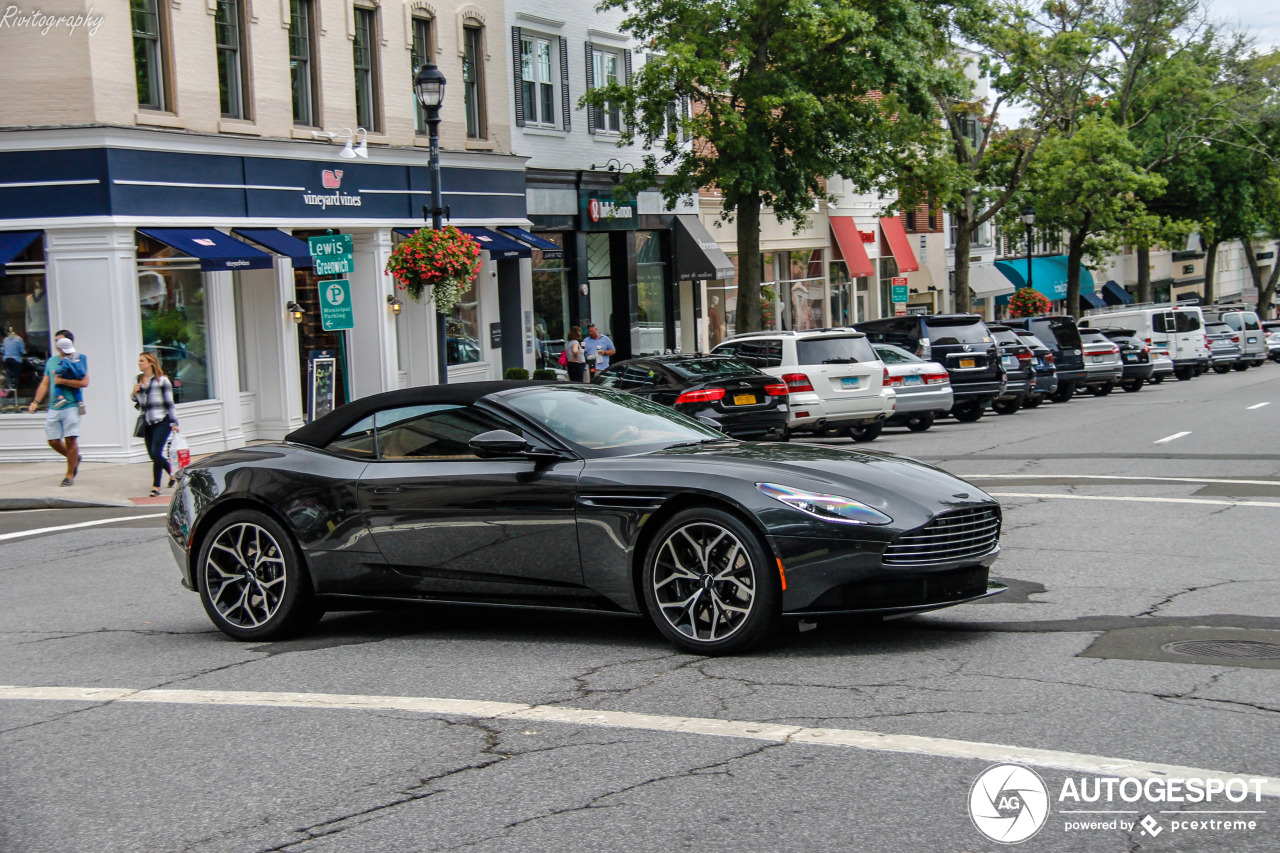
xmin=1006 ymin=315 xmax=1086 ymax=402
xmin=1096 ymin=328 xmax=1154 ymax=392
xmin=987 ymin=324 xmax=1035 ymax=415
xmin=855 ymin=313 xmax=1003 ymax=422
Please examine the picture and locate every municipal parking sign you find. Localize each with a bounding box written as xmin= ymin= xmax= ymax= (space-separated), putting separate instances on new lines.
xmin=320 ymin=278 xmax=354 ymax=331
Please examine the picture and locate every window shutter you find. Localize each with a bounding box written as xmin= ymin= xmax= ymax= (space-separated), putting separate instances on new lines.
xmin=584 ymin=41 xmax=596 ymax=134
xmin=511 ymin=27 xmax=525 ymax=127
xmin=559 ymin=36 xmax=570 ymax=131
xmin=623 ymin=48 xmax=633 ymax=133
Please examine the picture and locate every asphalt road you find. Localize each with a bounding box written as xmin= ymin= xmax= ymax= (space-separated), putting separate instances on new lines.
xmin=2 ymin=366 xmax=1279 ymax=853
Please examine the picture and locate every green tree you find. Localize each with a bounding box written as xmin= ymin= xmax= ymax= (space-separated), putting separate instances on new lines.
xmin=586 ymin=0 xmax=969 ymax=331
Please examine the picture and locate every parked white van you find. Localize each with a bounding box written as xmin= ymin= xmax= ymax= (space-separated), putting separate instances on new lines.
xmin=1081 ymin=303 xmax=1208 ymax=381
xmin=1207 ymin=308 xmax=1268 ymax=368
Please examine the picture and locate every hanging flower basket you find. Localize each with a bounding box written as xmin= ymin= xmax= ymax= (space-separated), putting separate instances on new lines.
xmin=385 ymin=225 xmax=482 ymax=315
xmin=1008 ymin=287 xmax=1051 ymax=318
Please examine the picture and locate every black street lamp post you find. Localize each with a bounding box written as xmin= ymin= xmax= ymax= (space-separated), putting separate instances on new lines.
xmin=414 ymin=61 xmax=449 ymax=385
xmin=1021 ymin=205 xmax=1036 ymax=298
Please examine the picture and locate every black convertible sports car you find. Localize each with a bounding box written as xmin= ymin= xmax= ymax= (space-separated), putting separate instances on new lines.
xmin=168 ymin=381 xmax=1004 ymax=654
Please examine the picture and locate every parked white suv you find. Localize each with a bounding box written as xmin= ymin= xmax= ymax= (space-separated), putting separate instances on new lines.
xmin=712 ymin=329 xmax=895 ymax=441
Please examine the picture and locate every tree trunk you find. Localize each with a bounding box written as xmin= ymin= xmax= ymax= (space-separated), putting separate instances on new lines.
xmin=1066 ymin=230 xmax=1088 ymax=319
xmin=735 ymin=191 xmax=763 ymax=332
xmin=1202 ymin=237 xmax=1219 ymax=305
xmin=951 ymin=206 xmax=973 ymax=314
xmin=1261 ymin=240 xmax=1280 ymax=321
xmin=1136 ymin=244 xmax=1152 ymax=303
xmin=1242 ymin=236 xmax=1264 ymax=315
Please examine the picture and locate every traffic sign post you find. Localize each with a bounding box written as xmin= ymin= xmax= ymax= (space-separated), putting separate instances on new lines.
xmin=319 ymin=279 xmax=354 ymax=331
xmin=309 ymin=234 xmax=355 ymax=277
xmin=891 ymin=278 xmax=909 ymax=314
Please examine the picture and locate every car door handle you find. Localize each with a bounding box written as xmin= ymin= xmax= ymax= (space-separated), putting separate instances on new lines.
xmin=372 ymin=486 xmax=402 ymax=494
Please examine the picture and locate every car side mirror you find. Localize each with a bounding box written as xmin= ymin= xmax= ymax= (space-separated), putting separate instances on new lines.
xmin=469 ymin=429 xmax=530 ymax=458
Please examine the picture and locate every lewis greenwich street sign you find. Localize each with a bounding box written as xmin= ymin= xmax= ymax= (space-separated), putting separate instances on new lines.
xmin=309 ymin=234 xmax=355 ymax=276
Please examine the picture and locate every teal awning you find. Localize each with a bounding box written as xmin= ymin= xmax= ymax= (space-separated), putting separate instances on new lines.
xmin=994 ymin=256 xmax=1095 ymax=304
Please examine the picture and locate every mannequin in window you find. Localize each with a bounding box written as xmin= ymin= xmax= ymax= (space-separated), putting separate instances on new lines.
xmin=25 ymin=283 xmax=49 ymax=356
xmin=2 ymin=326 xmax=25 ymax=400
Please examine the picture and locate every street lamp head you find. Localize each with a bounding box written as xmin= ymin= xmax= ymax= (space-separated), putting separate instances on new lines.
xmin=414 ymin=62 xmax=447 ymax=111
xmin=1021 ymin=205 xmax=1036 ymax=226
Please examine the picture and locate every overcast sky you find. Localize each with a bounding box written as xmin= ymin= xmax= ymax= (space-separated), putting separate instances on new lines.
xmin=1207 ymin=0 xmax=1280 ymax=52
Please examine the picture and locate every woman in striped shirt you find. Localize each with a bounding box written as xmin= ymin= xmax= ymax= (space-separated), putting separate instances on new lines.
xmin=132 ymin=352 xmax=179 ymax=497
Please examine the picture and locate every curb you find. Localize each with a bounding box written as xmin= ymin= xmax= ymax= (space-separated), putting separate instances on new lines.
xmin=0 ymin=498 xmax=126 ymax=510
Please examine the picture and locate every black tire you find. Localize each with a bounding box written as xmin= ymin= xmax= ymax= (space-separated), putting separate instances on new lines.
xmin=1022 ymin=394 xmax=1043 ymax=409
xmin=1195 ymin=364 xmax=1207 ymax=376
xmin=1121 ymin=379 xmax=1143 ymax=392
xmin=196 ymin=509 xmax=322 ymax=641
xmin=952 ymin=401 xmax=984 ymax=422
xmin=1089 ymin=382 xmax=1114 ymax=397
xmin=847 ymin=422 xmax=883 ymax=442
xmin=991 ymin=397 xmax=1021 ymax=415
xmin=1233 ymin=362 xmax=1249 ymax=372
xmin=905 ymin=412 xmax=935 ymax=431
xmin=1175 ymin=367 xmax=1193 ymax=381
xmin=1151 ymin=374 xmax=1165 ymax=384
xmin=1050 ymin=383 xmax=1075 ymax=403
xmin=642 ymin=508 xmax=780 ymax=655
xmin=1213 ymin=364 xmax=1231 ymax=374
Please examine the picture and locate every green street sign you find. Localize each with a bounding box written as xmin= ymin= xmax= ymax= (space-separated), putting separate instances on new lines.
xmin=319 ymin=278 xmax=354 ymax=331
xmin=891 ymin=284 xmax=909 ymax=303
xmin=309 ymin=234 xmax=354 ymax=277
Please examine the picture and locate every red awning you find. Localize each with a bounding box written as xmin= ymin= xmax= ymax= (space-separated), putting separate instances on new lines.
xmin=878 ymin=216 xmax=919 ymax=272
xmin=829 ymin=217 xmax=874 ymax=279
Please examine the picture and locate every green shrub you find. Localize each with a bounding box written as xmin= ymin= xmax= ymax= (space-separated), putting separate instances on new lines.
xmin=532 ymin=369 xmax=558 ymax=380
xmin=503 ymin=367 xmax=531 ymax=380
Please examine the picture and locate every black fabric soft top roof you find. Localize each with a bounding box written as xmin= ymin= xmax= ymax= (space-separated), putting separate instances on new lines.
xmin=285 ymin=381 xmax=553 ymax=448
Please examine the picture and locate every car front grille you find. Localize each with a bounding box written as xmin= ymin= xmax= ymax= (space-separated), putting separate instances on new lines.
xmin=884 ymin=506 xmax=1001 ymax=566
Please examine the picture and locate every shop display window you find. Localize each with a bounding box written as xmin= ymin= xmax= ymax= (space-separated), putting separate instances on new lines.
xmin=137 ymin=235 xmax=212 ymax=404
xmin=0 ymin=238 xmax=48 ymax=411
xmin=532 ymin=233 xmax=570 ymax=370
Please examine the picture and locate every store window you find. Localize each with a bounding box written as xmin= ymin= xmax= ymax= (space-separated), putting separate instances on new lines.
xmin=829 ymin=260 xmax=855 ymax=327
xmin=585 ymin=232 xmax=613 ymax=337
xmin=635 ymin=231 xmax=668 ymax=355
xmin=447 ymin=276 xmax=481 ymax=366
xmin=778 ymin=249 xmax=825 ymax=331
xmin=137 ymin=235 xmax=212 ymax=404
xmin=532 ymin=233 xmax=570 ymax=371
xmin=0 ymin=237 xmax=48 ymax=411
xmin=706 ymin=254 xmax=738 ymax=348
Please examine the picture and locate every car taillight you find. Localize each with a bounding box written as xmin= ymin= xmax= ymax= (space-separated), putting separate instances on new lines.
xmin=675 ymin=388 xmax=725 ymax=405
xmin=1045 ymin=353 xmax=1055 ymax=365
xmin=1016 ymin=351 xmax=1034 ymax=362
xmin=763 ymin=382 xmax=788 ymax=397
xmin=1231 ymin=334 xmax=1240 ymax=343
xmin=1145 ymin=337 xmax=1153 ymax=345
xmin=924 ymin=372 xmax=949 ymax=385
xmin=1142 ymin=346 xmax=1150 ymax=355
xmin=1205 ymin=339 xmax=1212 ymax=350
xmin=782 ymin=373 xmax=814 ymax=393
xmin=1107 ymin=346 xmax=1119 ymax=355
xmin=884 ymin=374 xmax=903 ymax=387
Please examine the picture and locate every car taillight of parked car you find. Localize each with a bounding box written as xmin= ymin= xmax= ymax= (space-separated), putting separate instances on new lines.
xmin=674 ymin=388 xmax=726 ymax=405
xmin=924 ymin=372 xmax=949 ymax=385
xmin=883 ymin=368 xmax=900 ymax=387
xmin=782 ymin=373 xmax=815 ymax=393
xmin=763 ymin=382 xmax=789 ymax=397
xmin=1045 ymin=353 xmax=1055 ymax=365
xmin=1016 ymin=351 xmax=1034 ymax=363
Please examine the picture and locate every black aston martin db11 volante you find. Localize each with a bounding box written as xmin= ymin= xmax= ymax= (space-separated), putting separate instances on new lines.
xmin=168 ymin=381 xmax=1004 ymax=654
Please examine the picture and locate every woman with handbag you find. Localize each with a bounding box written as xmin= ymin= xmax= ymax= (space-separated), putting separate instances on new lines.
xmin=564 ymin=326 xmax=587 ymax=383
xmin=132 ymin=352 xmax=179 ymax=497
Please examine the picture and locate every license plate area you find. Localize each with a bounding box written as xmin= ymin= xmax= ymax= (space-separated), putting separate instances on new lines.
xmin=732 ymin=394 xmax=757 ymax=406
xmin=902 ymin=375 xmax=922 ymax=386
xmin=958 ymin=358 xmax=976 ymax=369
xmin=840 ymin=377 xmax=861 ymax=389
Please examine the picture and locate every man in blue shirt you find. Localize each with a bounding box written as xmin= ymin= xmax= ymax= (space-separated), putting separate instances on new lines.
xmin=583 ymin=324 xmax=617 ymax=378
xmin=28 ymin=330 xmax=88 ymax=486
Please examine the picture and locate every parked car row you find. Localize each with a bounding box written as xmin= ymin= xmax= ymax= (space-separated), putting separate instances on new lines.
xmin=591 ymin=303 xmax=1272 ymax=442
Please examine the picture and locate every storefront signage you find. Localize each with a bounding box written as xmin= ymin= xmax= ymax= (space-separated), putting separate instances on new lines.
xmin=579 ymin=190 xmax=637 ymax=231
xmin=319 ymin=278 xmax=354 ymax=331
xmin=859 ymin=230 xmax=876 ymax=243
xmin=309 ymin=234 xmax=354 ymax=276
xmin=891 ymin=279 xmax=909 ymax=302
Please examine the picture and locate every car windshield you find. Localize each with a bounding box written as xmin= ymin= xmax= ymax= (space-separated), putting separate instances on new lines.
xmin=796 ymin=336 xmax=878 ymax=365
xmin=925 ymin=320 xmax=990 ymax=345
xmin=872 ymin=343 xmax=922 ymax=364
xmin=501 ymin=385 xmax=725 ymax=456
xmin=665 ymin=357 xmax=762 ymax=380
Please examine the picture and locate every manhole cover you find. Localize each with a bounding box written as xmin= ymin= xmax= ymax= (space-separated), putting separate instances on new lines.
xmin=1161 ymin=640 xmax=1280 ymax=660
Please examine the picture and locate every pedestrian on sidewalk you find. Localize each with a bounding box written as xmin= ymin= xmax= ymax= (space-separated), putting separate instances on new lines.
xmin=583 ymin=324 xmax=616 ymax=379
xmin=132 ymin=352 xmax=179 ymax=497
xmin=27 ymin=330 xmax=88 ymax=486
xmin=565 ymin=326 xmax=587 ymax=382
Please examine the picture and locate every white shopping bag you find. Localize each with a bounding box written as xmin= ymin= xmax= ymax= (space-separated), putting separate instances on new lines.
xmin=165 ymin=432 xmax=191 ymax=470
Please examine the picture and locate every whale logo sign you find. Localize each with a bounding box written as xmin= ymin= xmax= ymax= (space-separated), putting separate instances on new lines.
xmin=322 ymin=170 xmax=344 ymax=189
xmin=588 ymin=198 xmax=602 ymax=222
xmin=969 ymin=764 xmax=1050 ymax=844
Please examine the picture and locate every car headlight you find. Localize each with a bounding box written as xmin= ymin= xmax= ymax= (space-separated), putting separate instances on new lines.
xmin=757 ymin=482 xmax=893 ymax=525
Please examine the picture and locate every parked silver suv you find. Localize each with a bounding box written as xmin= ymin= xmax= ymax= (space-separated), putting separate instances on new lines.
xmin=712 ymin=329 xmax=895 ymax=441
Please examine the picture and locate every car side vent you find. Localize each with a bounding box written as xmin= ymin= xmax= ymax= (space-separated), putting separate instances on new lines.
xmin=579 ymin=495 xmax=666 ymax=510
xmin=883 ymin=507 xmax=1001 ymax=566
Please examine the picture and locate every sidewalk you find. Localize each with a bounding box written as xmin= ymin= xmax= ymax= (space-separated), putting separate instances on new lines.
xmin=0 ymin=459 xmax=176 ymax=509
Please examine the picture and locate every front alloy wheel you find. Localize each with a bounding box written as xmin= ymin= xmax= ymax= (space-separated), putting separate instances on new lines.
xmin=643 ymin=509 xmax=779 ymax=654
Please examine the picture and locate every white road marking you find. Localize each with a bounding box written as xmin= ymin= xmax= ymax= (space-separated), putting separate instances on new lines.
xmin=1153 ymin=431 xmax=1192 ymax=444
xmin=1248 ymin=402 xmax=1271 ymax=410
xmin=989 ymin=492 xmax=1280 ymax=508
xmin=968 ymin=475 xmax=1280 ymax=487
xmin=0 ymin=514 xmax=167 ymax=543
xmin=1 ymin=685 xmax=1275 ymax=797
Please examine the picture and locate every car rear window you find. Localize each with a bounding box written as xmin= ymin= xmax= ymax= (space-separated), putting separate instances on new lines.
xmin=1079 ymin=330 xmax=1108 ymax=343
xmin=872 ymin=343 xmax=923 ymax=364
xmin=1173 ymin=312 xmax=1201 ymax=332
xmin=1244 ymin=313 xmax=1261 ymax=331
xmin=667 ymin=357 xmax=762 ymax=380
xmin=924 ymin=320 xmax=990 ymax=345
xmin=1031 ymin=318 xmax=1082 ymax=349
xmin=990 ymin=329 xmax=1021 ymax=345
xmin=796 ymin=336 xmax=878 ymax=365
xmin=1205 ymin=323 xmax=1231 ymax=335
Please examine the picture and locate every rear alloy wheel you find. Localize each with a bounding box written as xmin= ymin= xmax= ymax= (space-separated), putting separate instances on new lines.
xmin=991 ymin=397 xmax=1021 ymax=415
xmin=1121 ymin=378 xmax=1144 ymax=392
xmin=952 ymin=401 xmax=984 ymax=422
xmin=1050 ymin=383 xmax=1075 ymax=403
xmin=643 ymin=509 xmax=779 ymax=655
xmin=905 ymin=413 xmax=935 ymax=431
xmin=1089 ymin=382 xmax=1114 ymax=397
xmin=1213 ymin=364 xmax=1232 ymax=374
xmin=847 ymin=422 xmax=883 ymax=442
xmin=197 ymin=510 xmax=322 ymax=641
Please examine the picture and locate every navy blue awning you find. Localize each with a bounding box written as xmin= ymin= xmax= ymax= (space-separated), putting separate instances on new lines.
xmin=459 ymin=227 xmax=531 ymax=260
xmin=0 ymin=231 xmax=42 ymax=275
xmin=498 ymin=227 xmax=563 ymax=259
xmin=232 ymin=228 xmax=314 ymax=268
xmin=1080 ymin=291 xmax=1106 ymax=310
xmin=1103 ymin=280 xmax=1134 ymax=305
xmin=137 ymin=228 xmax=273 ymax=271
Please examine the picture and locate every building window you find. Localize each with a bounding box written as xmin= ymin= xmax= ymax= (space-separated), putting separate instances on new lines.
xmin=411 ymin=16 xmax=433 ymax=133
xmin=532 ymin=233 xmax=570 ymax=371
xmin=520 ymin=35 xmax=557 ymax=127
xmin=463 ymin=25 xmax=486 ymax=139
xmin=137 ymin=235 xmax=213 ymax=404
xmin=590 ymin=46 xmax=623 ymax=133
xmin=215 ymin=0 xmax=250 ymax=119
xmin=353 ymin=6 xmax=381 ymax=132
xmin=1 ymin=238 xmax=48 ymax=412
xmin=131 ymin=0 xmax=169 ymax=110
xmin=447 ymin=278 xmax=481 ymax=366
xmin=289 ymin=0 xmax=319 ymax=126
xmin=905 ymin=210 xmax=917 ymax=232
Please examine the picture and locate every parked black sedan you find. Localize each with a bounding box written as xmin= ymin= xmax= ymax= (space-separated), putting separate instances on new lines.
xmin=592 ymin=354 xmax=789 ymax=439
xmin=1096 ymin=328 xmax=1154 ymax=391
xmin=168 ymin=382 xmax=1004 ymax=655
